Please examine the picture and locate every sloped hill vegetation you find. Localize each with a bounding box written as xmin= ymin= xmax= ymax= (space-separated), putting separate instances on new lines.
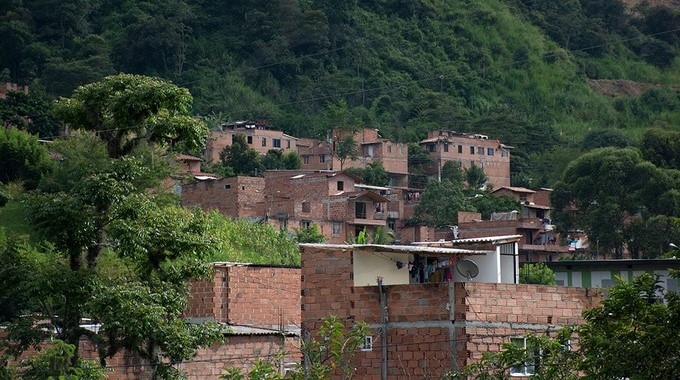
xmin=1 ymin=0 xmax=678 ymax=187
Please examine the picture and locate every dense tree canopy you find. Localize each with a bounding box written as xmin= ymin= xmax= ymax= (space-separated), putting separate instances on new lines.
xmin=551 ymin=147 xmax=680 ymax=258
xmin=413 ymin=179 xmax=474 ymax=227
xmin=1 ymin=0 xmax=678 ymax=187
xmin=0 ymin=127 xmax=53 ymax=189
xmin=0 ymin=76 xmax=226 ymax=379
xmin=52 ymin=73 xmax=207 ymax=158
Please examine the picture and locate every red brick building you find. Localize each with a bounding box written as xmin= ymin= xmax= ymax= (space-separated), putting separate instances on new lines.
xmin=263 ymin=171 xmax=391 ymax=243
xmin=419 ymin=130 xmax=511 ymax=190
xmin=300 ymin=239 xmax=601 ymax=379
xmin=182 ymin=176 xmax=266 ymax=219
xmin=204 ymin=121 xmax=298 ymax=163
xmin=3 ymin=263 xmax=302 ymax=379
xmin=298 ymin=128 xmax=409 ymax=187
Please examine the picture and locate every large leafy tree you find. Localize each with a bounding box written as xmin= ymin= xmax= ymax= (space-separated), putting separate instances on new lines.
xmin=53 ymin=73 xmax=207 ymax=158
xmin=551 ymin=147 xmax=679 ymax=258
xmin=0 ymin=76 xmax=222 ymax=379
xmin=334 ymin=135 xmax=358 ymax=170
xmin=413 ymin=179 xmax=473 ymax=227
xmin=579 ymin=273 xmax=680 ymax=379
xmin=640 ymin=128 xmax=680 ymax=170
xmin=220 ymin=133 xmax=263 ymax=176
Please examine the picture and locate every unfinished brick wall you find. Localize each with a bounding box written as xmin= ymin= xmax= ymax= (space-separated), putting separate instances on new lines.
xmin=458 ymin=220 xmax=519 ymax=239
xmin=181 ymin=177 xmax=265 ymax=218
xmin=179 ymin=335 xmax=300 ymax=378
xmin=301 ymin=245 xmax=602 ymax=379
xmin=454 ymin=282 xmax=601 ymax=364
xmin=187 ymin=264 xmax=301 ymax=329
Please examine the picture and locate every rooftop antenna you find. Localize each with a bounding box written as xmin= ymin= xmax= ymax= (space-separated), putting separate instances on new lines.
xmin=456 ymin=259 xmax=479 ymax=281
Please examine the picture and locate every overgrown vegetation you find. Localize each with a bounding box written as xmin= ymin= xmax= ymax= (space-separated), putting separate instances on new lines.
xmin=1 ymin=0 xmax=678 ymax=188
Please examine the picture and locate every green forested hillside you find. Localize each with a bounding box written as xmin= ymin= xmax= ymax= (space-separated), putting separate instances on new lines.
xmin=1 ymin=0 xmax=679 ymax=186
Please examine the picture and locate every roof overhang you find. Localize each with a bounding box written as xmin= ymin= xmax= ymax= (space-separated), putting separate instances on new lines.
xmin=299 ymin=243 xmax=489 ymax=255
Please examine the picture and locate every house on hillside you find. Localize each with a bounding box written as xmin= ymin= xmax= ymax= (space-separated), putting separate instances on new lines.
xmin=418 ymin=130 xmax=511 ymax=190
xmin=300 ymin=236 xmax=602 ymax=379
xmin=181 ymin=176 xmax=266 ymax=219
xmin=263 ymin=170 xmax=391 ymax=243
xmin=204 ymin=120 xmax=298 ymax=163
xmin=298 ymin=128 xmax=409 ymax=187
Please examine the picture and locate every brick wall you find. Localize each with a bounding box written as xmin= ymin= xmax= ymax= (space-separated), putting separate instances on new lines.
xmin=301 ymin=245 xmax=602 ymax=379
xmin=181 ymin=177 xmax=265 ymax=218
xmin=2 ymin=263 xmax=301 ymax=380
xmin=458 ymin=220 xmax=519 ymax=239
xmin=186 ymin=264 xmax=301 ymax=329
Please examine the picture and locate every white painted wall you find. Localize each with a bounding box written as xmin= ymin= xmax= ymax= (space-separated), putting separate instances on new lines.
xmin=353 ymin=250 xmax=411 ymax=286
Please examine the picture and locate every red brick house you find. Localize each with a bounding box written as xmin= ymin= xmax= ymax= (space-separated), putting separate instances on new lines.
xmin=300 ymin=237 xmax=601 ymax=379
xmin=204 ymin=120 xmax=298 ymax=163
xmin=182 ymin=176 xmax=266 ymax=219
xmin=419 ymin=130 xmax=511 ymax=190
xmin=263 ymin=170 xmax=390 ymax=243
xmin=298 ymin=128 xmax=409 ymax=188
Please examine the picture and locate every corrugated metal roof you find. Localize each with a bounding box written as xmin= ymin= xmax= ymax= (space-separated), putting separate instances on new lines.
xmin=412 ymin=235 xmax=523 ymax=246
xmin=299 ymin=243 xmax=490 ymax=255
xmin=493 ymin=186 xmax=536 ymax=194
xmin=225 ymin=324 xmax=300 ymax=337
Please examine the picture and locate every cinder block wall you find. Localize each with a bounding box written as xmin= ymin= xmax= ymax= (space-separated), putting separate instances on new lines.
xmin=455 ymin=282 xmax=602 ymax=365
xmin=301 ymin=245 xmax=602 ymax=379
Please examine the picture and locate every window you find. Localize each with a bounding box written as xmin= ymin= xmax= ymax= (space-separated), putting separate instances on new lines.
xmin=247 ymin=136 xmax=253 ymax=144
xmin=519 ymin=194 xmax=527 ymax=202
xmin=262 ymin=137 xmax=267 ymax=147
xmin=501 ymin=149 xmax=509 ymax=158
xmin=469 ymin=146 xmax=475 ymax=154
xmin=273 ymin=138 xmax=281 ymax=148
xmin=300 ymin=220 xmax=311 ymax=229
xmin=302 ymin=201 xmax=310 ymax=213
xmin=387 ymin=219 xmax=396 ymax=231
xmin=509 ymin=337 xmax=536 ymax=376
xmin=319 ymin=155 xmax=326 ymax=163
xmin=443 ymin=144 xmax=449 ymax=152
xmin=487 ymin=148 xmax=494 ymax=156
xmin=360 ymin=335 xmax=373 ymax=351
xmin=355 ymin=202 xmax=366 ymax=219
xmin=303 ymin=156 xmax=310 ymax=165
xmin=332 ymin=222 xmax=342 ymax=237
xmin=477 ymin=147 xmax=484 ymax=155
xmin=224 ymin=184 xmax=231 ymax=189
xmin=387 ymin=145 xmax=392 ymax=153
xmin=337 ymin=181 xmax=344 ymax=191
xmin=601 ymin=278 xmax=614 ymax=289
xmin=458 ymin=145 xmax=463 ymax=154
xmin=286 ymin=140 xmax=291 ymax=149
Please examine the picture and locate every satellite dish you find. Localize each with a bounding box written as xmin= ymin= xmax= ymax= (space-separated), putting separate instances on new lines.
xmin=456 ymin=259 xmax=479 ymax=280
